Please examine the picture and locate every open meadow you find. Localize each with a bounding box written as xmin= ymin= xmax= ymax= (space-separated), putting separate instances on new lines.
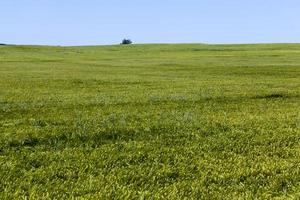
xmin=0 ymin=44 xmax=300 ymax=199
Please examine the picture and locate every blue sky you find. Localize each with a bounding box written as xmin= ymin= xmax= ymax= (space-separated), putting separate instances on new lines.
xmin=1 ymin=0 xmax=299 ymax=45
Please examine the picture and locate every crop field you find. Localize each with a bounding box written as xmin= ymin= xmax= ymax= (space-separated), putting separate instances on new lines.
xmin=0 ymin=44 xmax=300 ymax=199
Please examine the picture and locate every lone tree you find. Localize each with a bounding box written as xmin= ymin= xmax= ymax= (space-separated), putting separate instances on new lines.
xmin=121 ymin=39 xmax=132 ymax=45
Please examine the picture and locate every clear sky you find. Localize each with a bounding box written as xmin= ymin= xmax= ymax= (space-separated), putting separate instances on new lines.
xmin=1 ymin=0 xmax=299 ymax=45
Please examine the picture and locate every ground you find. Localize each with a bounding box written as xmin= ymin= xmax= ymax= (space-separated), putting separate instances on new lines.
xmin=0 ymin=44 xmax=300 ymax=199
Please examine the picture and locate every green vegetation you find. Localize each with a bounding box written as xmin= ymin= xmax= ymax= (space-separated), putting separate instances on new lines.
xmin=0 ymin=44 xmax=300 ymax=199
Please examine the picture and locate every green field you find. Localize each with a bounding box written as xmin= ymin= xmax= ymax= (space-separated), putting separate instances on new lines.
xmin=1 ymin=44 xmax=300 ymax=199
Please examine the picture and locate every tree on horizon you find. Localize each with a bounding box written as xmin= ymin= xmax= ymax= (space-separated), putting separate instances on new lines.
xmin=121 ymin=39 xmax=132 ymax=45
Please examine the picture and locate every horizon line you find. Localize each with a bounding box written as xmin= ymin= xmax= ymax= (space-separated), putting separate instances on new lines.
xmin=2 ymin=42 xmax=300 ymax=47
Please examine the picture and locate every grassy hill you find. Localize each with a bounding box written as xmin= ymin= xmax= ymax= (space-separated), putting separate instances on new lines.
xmin=1 ymin=44 xmax=300 ymax=199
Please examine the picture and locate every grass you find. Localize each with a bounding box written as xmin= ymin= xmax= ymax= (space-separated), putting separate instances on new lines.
xmin=0 ymin=43 xmax=300 ymax=199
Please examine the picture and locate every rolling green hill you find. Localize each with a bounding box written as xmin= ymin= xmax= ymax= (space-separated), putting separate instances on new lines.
xmin=1 ymin=44 xmax=300 ymax=199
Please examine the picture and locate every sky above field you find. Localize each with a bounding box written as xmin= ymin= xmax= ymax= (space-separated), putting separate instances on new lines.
xmin=1 ymin=0 xmax=299 ymax=45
